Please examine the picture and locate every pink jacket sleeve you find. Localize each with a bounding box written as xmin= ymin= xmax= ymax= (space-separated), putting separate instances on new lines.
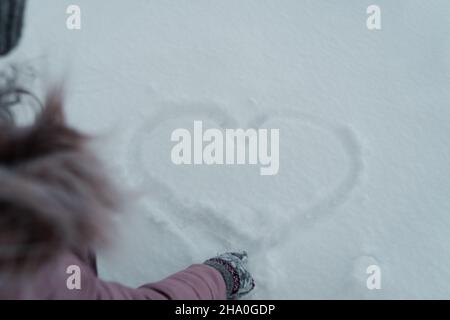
xmin=33 ymin=252 xmax=227 ymax=300
xmin=94 ymin=264 xmax=227 ymax=300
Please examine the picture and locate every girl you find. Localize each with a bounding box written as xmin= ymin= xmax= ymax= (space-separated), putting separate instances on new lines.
xmin=0 ymin=0 xmax=255 ymax=300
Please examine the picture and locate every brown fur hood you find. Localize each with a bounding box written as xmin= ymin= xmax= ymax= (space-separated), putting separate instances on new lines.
xmin=0 ymin=89 xmax=120 ymax=273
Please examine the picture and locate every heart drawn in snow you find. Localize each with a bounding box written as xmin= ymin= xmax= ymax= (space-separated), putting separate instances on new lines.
xmin=125 ymin=101 xmax=363 ymax=252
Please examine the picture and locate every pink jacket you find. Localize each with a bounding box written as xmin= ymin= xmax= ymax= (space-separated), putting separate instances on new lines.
xmin=0 ymin=250 xmax=226 ymax=300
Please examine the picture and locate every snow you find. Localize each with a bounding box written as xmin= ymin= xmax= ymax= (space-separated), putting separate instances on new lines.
xmin=6 ymin=0 xmax=450 ymax=298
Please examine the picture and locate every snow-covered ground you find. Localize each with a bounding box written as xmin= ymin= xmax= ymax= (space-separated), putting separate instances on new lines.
xmin=7 ymin=0 xmax=450 ymax=298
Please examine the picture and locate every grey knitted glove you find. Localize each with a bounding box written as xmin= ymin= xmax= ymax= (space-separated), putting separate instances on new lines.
xmin=204 ymin=251 xmax=255 ymax=300
xmin=0 ymin=0 xmax=26 ymax=56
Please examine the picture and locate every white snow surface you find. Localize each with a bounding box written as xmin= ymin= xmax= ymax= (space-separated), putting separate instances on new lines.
xmin=5 ymin=0 xmax=450 ymax=298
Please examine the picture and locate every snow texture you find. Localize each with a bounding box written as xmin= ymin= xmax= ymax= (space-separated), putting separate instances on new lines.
xmin=4 ymin=0 xmax=450 ymax=298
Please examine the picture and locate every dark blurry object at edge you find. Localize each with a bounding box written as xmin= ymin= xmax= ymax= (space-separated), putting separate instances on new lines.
xmin=0 ymin=0 xmax=26 ymax=56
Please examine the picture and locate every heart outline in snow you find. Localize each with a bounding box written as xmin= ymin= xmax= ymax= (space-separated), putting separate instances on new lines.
xmin=125 ymin=101 xmax=364 ymax=253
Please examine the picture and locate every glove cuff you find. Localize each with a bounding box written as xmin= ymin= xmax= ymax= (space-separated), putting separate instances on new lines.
xmin=204 ymin=258 xmax=240 ymax=300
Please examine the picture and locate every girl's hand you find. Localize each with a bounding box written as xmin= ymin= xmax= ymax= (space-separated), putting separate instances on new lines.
xmin=204 ymin=251 xmax=255 ymax=299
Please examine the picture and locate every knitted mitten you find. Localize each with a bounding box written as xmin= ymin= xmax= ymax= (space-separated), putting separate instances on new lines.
xmin=204 ymin=251 xmax=255 ymax=300
xmin=0 ymin=0 xmax=26 ymax=56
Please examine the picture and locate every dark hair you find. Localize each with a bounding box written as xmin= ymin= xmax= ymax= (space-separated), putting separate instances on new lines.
xmin=0 ymin=71 xmax=121 ymax=275
xmin=0 ymin=65 xmax=44 ymax=127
